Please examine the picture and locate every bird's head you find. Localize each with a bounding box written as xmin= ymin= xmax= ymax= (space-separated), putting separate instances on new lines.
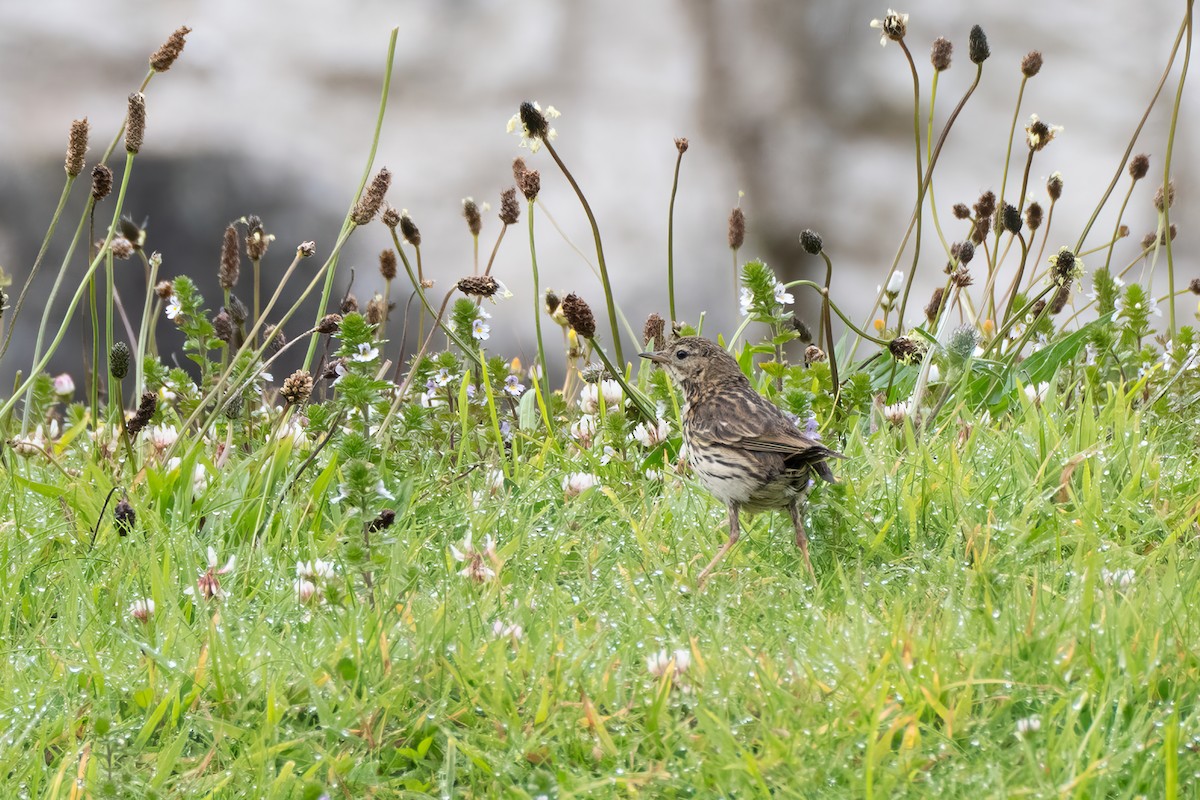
xmin=639 ymin=336 xmax=743 ymax=391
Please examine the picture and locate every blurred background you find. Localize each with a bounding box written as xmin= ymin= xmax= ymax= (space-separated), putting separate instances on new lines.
xmin=1 ymin=0 xmax=1196 ymax=391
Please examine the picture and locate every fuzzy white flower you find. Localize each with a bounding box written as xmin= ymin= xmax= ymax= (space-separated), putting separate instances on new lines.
xmin=1100 ymin=567 xmax=1135 ymax=590
xmin=165 ymin=295 xmax=183 ymax=320
xmin=1023 ymin=382 xmax=1050 ymax=405
xmin=579 ymin=379 xmax=624 ymax=413
xmin=471 ymin=317 xmax=491 ymax=341
xmin=882 ymin=400 xmax=910 ymax=426
xmin=11 ymin=425 xmax=49 ymax=458
xmin=351 ymin=342 xmax=379 ymax=363
xmin=450 ymin=534 xmax=498 ymax=582
xmin=297 ymin=559 xmax=336 ymax=582
xmin=633 ymin=418 xmax=671 ymax=448
xmin=773 ymin=280 xmax=794 ymax=306
xmin=492 ymin=619 xmax=524 ymax=642
xmin=1014 ymin=716 xmax=1041 ymax=738
xmin=191 ymin=546 xmax=235 ymax=601
xmin=739 ymin=287 xmax=755 ymax=317
xmin=562 ymin=472 xmax=599 ymax=498
xmin=294 ymin=578 xmax=319 ymax=605
xmin=646 ymin=648 xmax=692 ymax=678
xmin=145 ymin=423 xmax=178 ymax=453
xmin=570 ymin=414 xmax=598 ymax=448
xmin=1025 ymin=114 xmax=1063 ymax=151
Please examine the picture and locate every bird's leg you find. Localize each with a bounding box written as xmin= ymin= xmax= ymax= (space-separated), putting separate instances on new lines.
xmin=697 ymin=502 xmax=741 ymax=587
xmin=788 ymin=501 xmax=815 ymax=577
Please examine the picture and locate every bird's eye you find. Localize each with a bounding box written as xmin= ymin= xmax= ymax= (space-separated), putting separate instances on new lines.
xmin=675 ymin=349 xmax=687 ymax=360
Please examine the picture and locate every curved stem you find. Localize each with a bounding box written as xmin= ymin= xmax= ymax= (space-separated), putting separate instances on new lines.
xmin=667 ymin=145 xmax=685 ymax=323
xmin=526 ymin=201 xmax=550 ymax=402
xmin=1161 ymin=0 xmax=1193 ymax=339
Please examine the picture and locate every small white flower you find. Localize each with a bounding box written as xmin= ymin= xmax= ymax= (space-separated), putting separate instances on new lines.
xmin=773 ymin=280 xmax=794 ymax=306
xmin=646 ymin=648 xmax=692 ymax=679
xmin=11 ymin=426 xmax=49 ymax=458
xmin=1015 ymin=716 xmax=1041 ymax=738
xmin=296 ymin=559 xmax=336 ymax=582
xmin=450 ymin=534 xmax=499 ymax=582
xmin=432 ymin=368 xmax=455 ymax=388
xmin=484 ymin=468 xmax=505 ymax=494
xmin=492 ymin=619 xmax=524 ymax=642
xmin=1025 ymin=114 xmax=1063 ymax=151
xmin=579 ymin=380 xmax=624 ymax=413
xmin=374 ymin=480 xmax=395 ymax=501
xmin=633 ymin=418 xmax=671 ymax=448
xmin=191 ymin=463 xmax=210 ymax=494
xmin=128 ymin=598 xmax=155 ymax=623
xmin=562 ymin=472 xmax=599 ymax=497
xmin=351 ymin=342 xmax=379 ymax=363
xmin=503 ymin=375 xmax=525 ymax=398
xmin=471 ymin=317 xmax=491 ymax=341
xmin=739 ymin=287 xmax=754 ymax=317
xmin=52 ymin=373 xmax=75 ymax=397
xmin=165 ymin=295 xmax=183 ymax=320
xmin=192 ymin=546 xmax=235 ymax=601
xmin=145 ymin=423 xmax=178 ymax=453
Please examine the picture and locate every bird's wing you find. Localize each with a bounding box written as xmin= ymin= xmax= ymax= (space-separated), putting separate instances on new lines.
xmin=694 ymin=392 xmax=843 ymax=462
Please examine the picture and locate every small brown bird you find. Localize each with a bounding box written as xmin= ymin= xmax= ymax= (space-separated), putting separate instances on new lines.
xmin=641 ymin=336 xmax=841 ymax=584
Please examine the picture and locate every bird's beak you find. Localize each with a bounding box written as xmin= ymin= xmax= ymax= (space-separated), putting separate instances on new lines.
xmin=639 ymin=351 xmax=669 ymax=364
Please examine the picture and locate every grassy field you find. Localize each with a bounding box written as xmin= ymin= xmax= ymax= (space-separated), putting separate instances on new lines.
xmin=4 ymin=12 xmax=1200 ymax=798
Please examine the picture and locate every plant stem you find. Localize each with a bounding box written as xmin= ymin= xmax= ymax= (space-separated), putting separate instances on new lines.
xmin=526 ymin=201 xmax=550 ymax=403
xmin=667 ymin=144 xmax=685 ymax=323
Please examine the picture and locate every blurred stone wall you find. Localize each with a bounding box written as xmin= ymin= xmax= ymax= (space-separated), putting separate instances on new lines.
xmin=1 ymin=0 xmax=1195 ymax=388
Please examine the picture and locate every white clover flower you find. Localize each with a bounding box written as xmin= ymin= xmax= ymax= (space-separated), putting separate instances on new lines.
xmin=294 ymin=578 xmax=319 ymax=605
xmin=297 ymin=559 xmax=336 ymax=583
xmin=145 ymin=423 xmax=178 ymax=453
xmin=1015 ymin=716 xmax=1041 ymax=738
xmin=165 ymin=295 xmax=183 ymax=320
xmin=450 ymin=534 xmax=499 ymax=582
xmin=11 ymin=426 xmax=49 ymax=458
xmin=1101 ymin=567 xmax=1135 ymax=590
xmin=52 ymin=373 xmax=75 ymax=396
xmin=190 ymin=546 xmax=235 ymax=601
xmin=570 ymin=414 xmax=598 ymax=448
xmin=128 ymin=598 xmax=155 ymax=623
xmin=492 ymin=619 xmax=524 ymax=642
xmin=633 ymin=418 xmax=671 ymax=448
xmin=191 ymin=463 xmax=210 ymax=494
xmin=351 ymin=342 xmax=379 ymax=363
xmin=562 ymin=472 xmax=599 ymax=498
xmin=882 ymin=400 xmax=910 ymax=426
xmin=773 ymin=280 xmax=794 ymax=306
xmin=578 ymin=380 xmax=623 ymax=413
xmin=646 ymin=648 xmax=691 ymax=679
xmin=471 ymin=317 xmax=491 ymax=341
xmin=869 ymin=8 xmax=909 ymax=46
xmin=506 ymin=101 xmax=560 ymax=153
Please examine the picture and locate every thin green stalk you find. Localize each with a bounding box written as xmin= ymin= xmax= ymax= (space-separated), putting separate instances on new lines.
xmin=133 ymin=250 xmax=160 ymax=398
xmin=526 ymin=201 xmax=550 ymax=403
xmin=999 ymin=234 xmax=1030 ymax=328
xmin=1160 ymin=1 xmax=1192 ymax=338
xmin=893 ymin=40 xmax=924 ymax=331
xmin=996 ymin=76 xmax=1030 ymax=232
xmin=303 ymin=27 xmax=397 ymax=370
xmin=588 ymin=340 xmax=654 ymax=421
xmin=21 ymin=194 xmax=93 ymax=434
xmin=1 ymin=179 xmax=75 ymax=362
xmin=819 ymin=253 xmax=839 ymax=393
xmin=666 ymin=143 xmax=686 ymax=323
xmin=542 ymin=139 xmax=623 ymax=365
xmin=782 ymin=279 xmax=890 ymax=345
xmin=1 ymin=152 xmax=137 ymax=423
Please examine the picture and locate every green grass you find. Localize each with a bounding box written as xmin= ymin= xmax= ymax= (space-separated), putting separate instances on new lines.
xmin=3 ymin=378 xmax=1198 ymax=798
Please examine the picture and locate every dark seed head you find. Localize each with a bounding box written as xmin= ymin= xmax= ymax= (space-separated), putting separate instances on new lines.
xmin=381 ymin=204 xmax=401 ymax=229
xmin=213 ymin=309 xmax=233 ymax=343
xmin=513 ymin=158 xmax=541 ymax=202
xmin=968 ymin=25 xmax=990 ymax=64
xmin=1001 ymin=203 xmax=1022 ymax=235
xmin=674 ymin=137 xmax=689 ymax=154
xmin=317 ymin=314 xmax=343 ymax=335
xmin=90 ymin=164 xmax=113 ymax=202
xmin=66 ymin=118 xmax=89 ymax=177
xmin=931 ymin=37 xmax=953 ymax=71
xmin=561 ymin=293 xmax=596 ymax=339
xmin=149 ymin=26 xmax=192 ymax=72
xmin=1047 ymin=172 xmax=1064 ymax=201
xmin=462 ymin=198 xmax=482 ymax=236
xmin=379 ymin=249 xmax=397 ymax=281
xmin=799 ymin=229 xmax=823 ymax=255
xmin=245 ymin=215 xmax=270 ymax=261
xmin=218 ymin=224 xmax=240 ymax=290
xmin=519 ymin=101 xmax=551 ymax=141
xmin=1020 ymin=50 xmax=1043 ymax=78
xmin=643 ymin=313 xmax=666 ymax=350
xmin=281 ymin=370 xmax=314 ymax=405
xmin=109 ymin=342 xmax=130 ymax=379
xmin=456 ymin=275 xmax=500 ymax=298
xmin=924 ymin=287 xmax=946 ymax=324
xmin=1025 ymin=202 xmax=1044 ymax=232
xmin=125 ymin=93 xmax=146 ymax=154
xmin=399 ymin=211 xmax=421 ymax=246
xmin=1128 ymin=154 xmax=1150 ymax=181
xmin=952 ymin=203 xmax=971 ymax=220
xmin=350 ymin=168 xmax=391 ymax=226
xmin=728 ymin=208 xmax=745 ymax=250
xmin=499 ymin=187 xmax=520 ymax=225
xmin=114 ymin=499 xmax=136 ymax=536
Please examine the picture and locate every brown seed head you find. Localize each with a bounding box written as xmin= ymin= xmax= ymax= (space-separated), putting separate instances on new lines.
xmin=1154 ymin=181 xmax=1175 ymax=212
xmin=219 ymin=224 xmax=240 ymax=290
xmin=245 ymin=215 xmax=271 ymax=261
xmin=368 ymin=509 xmax=397 ymax=533
xmin=799 ymin=229 xmax=823 ymax=255
xmin=317 ymin=314 xmax=343 ymax=335
xmin=675 ymin=137 xmax=689 ymax=154
xmin=365 ymin=295 xmax=386 ymax=325
xmin=109 ymin=237 xmax=135 ymax=260
xmin=213 ymin=309 xmax=233 ymax=343
xmin=226 ymin=295 xmax=248 ymax=325
xmin=1020 ymin=50 xmax=1043 ymax=77
xmin=462 ymin=198 xmax=482 ymax=236
xmin=1049 ymin=284 xmax=1070 ymax=314
xmin=1161 ymin=224 xmax=1178 ymax=245
xmin=804 ymin=344 xmax=826 ymax=365
xmin=350 ymin=167 xmax=391 ymax=225
xmin=340 ymin=293 xmax=359 ymax=315
xmin=381 ymin=204 xmax=401 ymax=229
xmin=155 ymin=280 xmax=173 ymax=300
xmin=1128 ymin=154 xmax=1150 ymax=181
xmin=378 ymin=249 xmax=397 ymax=281
xmin=728 ymin=207 xmax=745 ymax=250
xmin=952 ymin=203 xmax=971 ymax=220
xmin=1001 ymin=203 xmax=1022 ymax=235
xmin=1118 ymin=225 xmax=1130 ymax=238
xmin=968 ymin=25 xmax=990 ymax=64
xmin=125 ymin=391 xmax=158 ymax=438
xmin=149 ymin=26 xmax=192 ymax=71
xmin=125 ymin=92 xmax=146 ymax=154
xmin=263 ymin=324 xmax=286 ymax=353
xmin=90 ymin=164 xmax=113 ymax=202
xmin=970 ymin=215 xmax=991 ymax=244
xmin=973 ymin=190 xmax=996 ymax=221
xmin=561 ymin=293 xmax=596 ymax=339
xmin=456 ymin=275 xmax=500 ymax=298
xmin=519 ymin=101 xmax=551 ymax=141
xmin=399 ymin=211 xmax=421 ymax=246
xmin=114 ymin=498 xmax=136 ymax=536
xmin=298 ymin=241 xmax=316 ymax=258
xmin=924 ymin=287 xmax=946 ymax=324
xmin=643 ymin=313 xmax=666 ymax=351
xmin=1031 ymin=299 xmax=1047 ymax=318
xmin=793 ymin=317 xmax=813 ymax=343
xmin=887 ymin=335 xmax=926 ymax=366
xmin=513 ymin=158 xmax=540 ymax=201
xmin=66 ymin=118 xmax=89 ymax=177
xmin=931 ymin=37 xmax=953 ymax=71
xmin=1047 ymin=172 xmax=1064 ymax=201
xmin=1188 ymin=278 xmax=1200 ymax=295
xmin=1141 ymin=232 xmax=1157 ymax=250
xmin=118 ymin=216 xmax=147 ymax=250
xmin=1049 ymin=247 xmax=1079 ymax=287
xmin=950 ymin=267 xmax=973 ymax=288
xmin=281 ymin=369 xmax=314 ymax=406
xmin=499 ymin=187 xmax=520 ymax=225
xmin=1025 ymin=202 xmax=1044 ymax=231
xmin=954 ymin=241 xmax=975 ymax=266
